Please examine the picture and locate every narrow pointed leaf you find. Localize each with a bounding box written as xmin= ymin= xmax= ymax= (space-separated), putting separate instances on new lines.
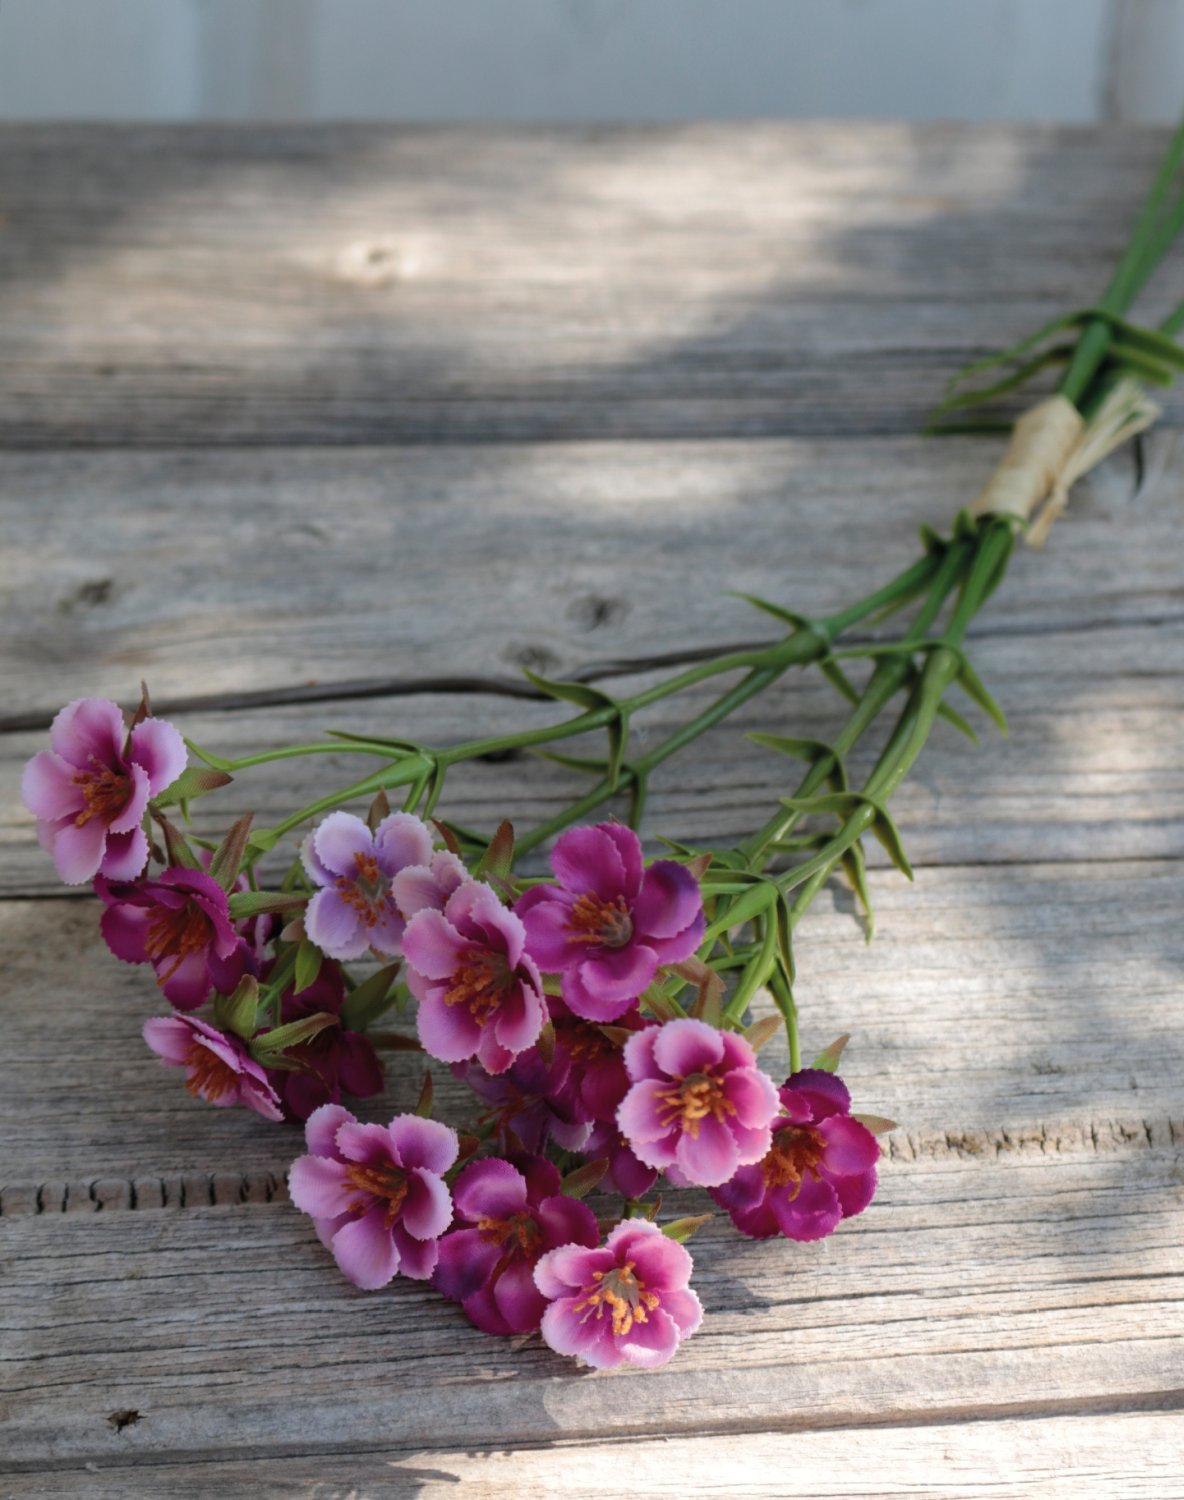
xmin=340 ymin=962 xmax=401 ymax=1032
xmin=152 ymin=813 xmax=202 ymax=871
xmin=367 ymin=790 xmax=392 ymax=831
xmin=853 ymin=1113 xmax=898 ymax=1136
xmin=227 ymin=890 xmax=307 ymax=920
xmin=153 ymin=766 xmax=233 ymax=808
xmin=475 ymin=820 xmax=515 ymax=882
xmin=661 ymin=1214 xmax=713 ymax=1243
xmin=956 ymin=659 xmax=1008 ymax=735
xmin=560 ymin=1159 xmax=608 ymax=1200
xmin=251 ymin=1010 xmax=338 ymax=1058
xmin=522 ymin=669 xmax=615 ymax=713
xmin=936 ymin=700 xmax=979 ymax=744
xmin=743 ymin=1015 xmax=783 ymax=1054
xmin=812 ymin=1034 xmax=850 ymax=1074
xmin=294 ymin=939 xmax=323 ymax=995
xmin=214 ymin=976 xmax=260 ymax=1042
xmin=414 ymin=1069 xmax=434 ymax=1118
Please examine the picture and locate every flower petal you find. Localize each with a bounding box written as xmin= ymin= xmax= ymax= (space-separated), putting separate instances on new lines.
xmin=834 ymin=1166 xmax=879 ymax=1220
xmin=415 ymin=988 xmax=481 ymax=1064
xmin=769 ymin=1172 xmax=843 ymax=1242
xmin=433 ymin=1228 xmax=499 ymax=1303
xmin=514 ymin=888 xmax=578 ymax=971
xmin=574 ymin=943 xmax=656 ymax=1007
xmin=304 ymin=1101 xmax=355 ymax=1158
xmin=722 ymin=1065 xmax=781 ymax=1130
xmin=157 ymin=951 xmax=212 ymax=1011
xmin=305 ymin=888 xmax=369 ymax=961
xmin=403 ymin=1167 xmax=453 ymax=1240
xmin=391 ymin=1222 xmax=439 ymax=1280
xmin=660 ymin=1286 xmax=704 ymax=1339
xmin=818 ymin=1114 xmax=881 ymax=1176
xmin=387 ymin=1114 xmax=459 ymax=1175
xmin=652 ymin=1017 xmax=725 ymax=1079
xmin=452 ymin=1157 xmax=527 ymax=1223
xmin=401 ymin=908 xmax=466 ymax=982
xmin=335 ymin=1121 xmax=395 ymax=1168
xmin=533 ymin=1243 xmax=613 ymax=1300
xmin=20 ymin=750 xmax=83 ymax=820
xmin=129 ymin=716 xmax=187 ymax=793
xmin=540 ymin=1296 xmax=622 ymax=1369
xmin=51 ymin=818 xmax=108 ymax=885
xmin=330 ymin=1207 xmax=400 ymax=1289
xmin=618 ymin=1305 xmax=681 ymax=1369
xmin=616 ymin=1079 xmax=672 ymax=1145
xmin=99 ymin=901 xmax=151 ymax=964
xmin=99 ymin=826 xmax=150 ymax=882
xmin=142 ymin=1015 xmax=194 ymax=1065
xmin=288 ymin=1154 xmax=356 ymax=1220
xmin=784 ymin=1067 xmax=852 ymax=1121
xmin=674 ymin=1113 xmax=740 ymax=1187
xmin=374 ymin=812 xmax=434 ymax=876
xmin=50 ymin=698 xmax=124 ymax=770
xmin=491 ymin=1258 xmax=545 ymax=1334
xmin=311 ymin=812 xmax=375 ymax=880
xmin=550 ymin=825 xmax=628 ymax=901
xmin=634 ymin=860 xmax=703 ymax=942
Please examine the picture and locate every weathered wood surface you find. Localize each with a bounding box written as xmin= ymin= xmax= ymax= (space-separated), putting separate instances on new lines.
xmin=1 ymin=125 xmax=1183 ymax=1497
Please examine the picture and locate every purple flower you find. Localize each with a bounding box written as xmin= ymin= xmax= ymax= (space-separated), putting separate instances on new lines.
xmin=288 ymin=1104 xmax=457 ymax=1289
xmin=433 ymin=1155 xmax=599 ymax=1335
xmin=263 ymin=962 xmax=384 ymax=1123
xmin=616 ymin=1017 xmax=779 ymax=1188
xmin=515 ymin=823 xmax=704 ymax=1022
xmin=143 ymin=1013 xmax=283 ymax=1121
xmin=551 ymin=1000 xmax=651 ymax=1123
xmin=403 ymin=881 xmax=547 ymax=1075
xmin=535 ymin=1218 xmax=703 ymax=1370
xmin=583 ymin=1120 xmax=659 ymax=1199
xmin=301 ymin=811 xmax=436 ymax=960
xmin=710 ymin=1069 xmax=880 ymax=1242
xmin=453 ymin=1050 xmax=593 ymax=1155
xmin=97 ymin=867 xmax=252 ymax=1010
xmin=22 ymin=698 xmax=186 ymax=885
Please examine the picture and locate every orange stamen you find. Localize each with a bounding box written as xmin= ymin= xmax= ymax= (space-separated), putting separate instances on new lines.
xmin=655 ymin=1071 xmax=736 ymax=1139
xmin=72 ymin=764 xmax=131 ymax=827
xmin=345 ymin=1159 xmax=409 ymax=1228
xmin=573 ymin=1260 xmax=660 ymax=1338
xmin=566 ymin=893 xmax=634 ymax=949
xmin=762 ymin=1124 xmax=827 ymax=1200
xmin=183 ymin=1039 xmax=236 ymax=1102
xmin=443 ymin=947 xmax=511 ymax=1023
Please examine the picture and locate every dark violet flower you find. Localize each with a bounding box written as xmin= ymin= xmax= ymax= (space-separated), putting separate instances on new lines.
xmin=22 ymin=698 xmax=186 ymax=885
xmin=97 ymin=867 xmax=252 ymax=1010
xmin=551 ymin=1000 xmax=650 ymax=1123
xmin=582 ymin=1120 xmax=659 ymax=1198
xmin=288 ymin=1103 xmax=458 ymax=1290
xmin=263 ymin=963 xmax=384 ymax=1123
xmin=453 ymin=1050 xmax=593 ymax=1155
xmin=514 ymin=823 xmax=704 ymax=1022
xmin=143 ymin=1013 xmax=283 ymax=1121
xmin=709 ymin=1069 xmax=880 ymax=1242
xmin=301 ymin=810 xmax=436 ymax=961
xmin=617 ymin=1017 xmax=779 ymax=1188
xmin=403 ymin=881 xmax=547 ymax=1075
xmin=433 ymin=1155 xmax=599 ymax=1336
xmin=535 ymin=1217 xmax=703 ymax=1371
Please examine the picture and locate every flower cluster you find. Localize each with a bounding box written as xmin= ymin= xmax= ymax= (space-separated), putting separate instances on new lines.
xmin=22 ymin=697 xmax=890 ymax=1374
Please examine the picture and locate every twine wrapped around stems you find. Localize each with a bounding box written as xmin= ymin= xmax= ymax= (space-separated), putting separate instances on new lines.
xmin=969 ymin=379 xmax=1162 ymax=545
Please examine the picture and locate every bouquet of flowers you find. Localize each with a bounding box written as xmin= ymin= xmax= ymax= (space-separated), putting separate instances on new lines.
xmin=22 ymin=119 xmax=1184 ymax=1372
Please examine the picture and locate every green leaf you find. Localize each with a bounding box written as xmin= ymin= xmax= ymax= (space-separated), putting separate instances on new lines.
xmin=251 ymin=1010 xmax=338 ymax=1059
xmin=214 ymin=976 xmax=260 ymax=1041
xmin=522 ymin=670 xmax=615 ymax=712
xmin=227 ymin=890 xmax=307 ymax=920
xmin=743 ymin=1015 xmax=783 ymax=1054
xmin=246 ymin=827 xmax=280 ymax=855
xmin=184 ymin=738 xmax=235 ymax=774
xmin=560 ymin=1159 xmax=608 ymax=1199
xmin=661 ymin=1214 xmax=713 ymax=1243
xmin=749 ymin=733 xmax=847 ymax=791
xmin=640 ymin=983 xmax=680 ymax=1023
xmin=840 ymin=840 xmax=875 ymax=942
xmin=669 ymin=957 xmax=724 ymax=1026
xmin=781 ymin=792 xmax=913 ymax=880
xmin=152 ymin=813 xmax=202 ymax=870
xmin=853 ymin=1113 xmax=898 ymax=1136
xmin=340 ymin=962 xmax=402 ymax=1032
xmin=414 ymin=1070 xmax=433 ymax=1118
xmin=819 ymin=656 xmax=861 ymax=705
xmin=152 ymin=765 xmax=233 ymax=808
xmin=474 ymin=820 xmax=515 ymax=883
xmin=936 ymin=700 xmax=979 ymax=745
xmin=367 ymin=790 xmax=392 ymax=831
xmin=812 ymin=1034 xmax=850 ymax=1074
xmin=626 ymin=764 xmax=648 ymax=830
xmin=325 ymin=729 xmax=424 ymax=754
xmin=728 ymin=594 xmax=815 ymax=632
xmin=956 ymin=658 xmax=1008 ymax=735
xmin=531 ymin=748 xmax=609 ymax=773
xmin=294 ymin=939 xmax=323 ymax=995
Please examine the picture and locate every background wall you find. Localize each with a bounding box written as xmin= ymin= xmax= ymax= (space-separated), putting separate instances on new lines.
xmin=0 ymin=0 xmax=1181 ymax=123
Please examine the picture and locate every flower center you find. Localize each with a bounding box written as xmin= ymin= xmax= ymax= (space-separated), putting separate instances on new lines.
xmin=477 ymin=1211 xmax=543 ymax=1258
xmin=73 ymin=763 xmax=131 ymax=827
xmin=444 ymin=946 xmax=512 ymax=1023
xmin=183 ymin=1039 xmax=236 ymax=1102
xmin=558 ymin=1015 xmax=617 ymax=1066
xmin=763 ymin=1124 xmax=827 ymax=1199
xmin=144 ymin=900 xmax=214 ymax=985
xmin=334 ymin=850 xmax=394 ymax=929
xmin=345 ymin=1159 xmax=409 ymax=1228
xmin=566 ymin=893 xmax=634 ymax=950
xmin=655 ymin=1070 xmax=736 ymax=1139
xmin=574 ymin=1259 xmax=660 ymax=1338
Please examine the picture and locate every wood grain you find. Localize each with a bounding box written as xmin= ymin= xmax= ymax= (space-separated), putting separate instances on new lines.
xmin=0 ymin=124 xmax=1182 ymax=448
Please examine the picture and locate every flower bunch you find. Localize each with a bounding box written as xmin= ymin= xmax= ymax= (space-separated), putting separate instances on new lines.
xmin=24 ymin=119 xmax=1184 ymax=1369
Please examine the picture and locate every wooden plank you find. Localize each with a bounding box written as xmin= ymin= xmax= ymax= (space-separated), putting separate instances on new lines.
xmin=2 ymin=1149 xmax=1181 ymax=1468
xmin=1 ymin=859 xmax=1180 ymax=1196
xmin=0 ymin=124 xmax=1181 ymax=447
xmin=6 ymin=1412 xmax=1184 ymax=1498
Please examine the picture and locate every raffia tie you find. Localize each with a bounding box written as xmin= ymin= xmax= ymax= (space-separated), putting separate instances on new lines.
xmin=969 ymin=379 xmax=1161 ymax=546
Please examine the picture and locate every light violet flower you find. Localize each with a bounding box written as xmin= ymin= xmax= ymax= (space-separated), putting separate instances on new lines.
xmin=515 ymin=823 xmax=704 ymax=1022
xmin=262 ymin=962 xmax=384 ymax=1123
xmin=288 ymin=1104 xmax=458 ymax=1289
xmin=143 ymin=1013 xmax=283 ymax=1121
xmin=97 ymin=867 xmax=253 ymax=1010
xmin=710 ymin=1069 xmax=880 ymax=1242
xmin=301 ymin=810 xmax=435 ymax=961
xmin=535 ymin=1217 xmax=703 ymax=1371
xmin=391 ymin=848 xmax=471 ymax=919
xmin=22 ymin=698 xmax=186 ymax=885
xmin=403 ymin=881 xmax=547 ymax=1075
xmin=617 ymin=1017 xmax=779 ymax=1188
xmin=433 ymin=1155 xmax=599 ymax=1336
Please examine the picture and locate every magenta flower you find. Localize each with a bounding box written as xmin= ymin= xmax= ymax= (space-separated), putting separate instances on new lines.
xmin=262 ymin=963 xmax=384 ymax=1123
xmin=97 ymin=867 xmax=253 ymax=1010
xmin=709 ymin=1069 xmax=880 ymax=1242
xmin=434 ymin=1155 xmax=599 ymax=1335
xmin=301 ymin=810 xmax=435 ymax=961
xmin=552 ymin=1001 xmax=650 ymax=1123
xmin=22 ymin=698 xmax=186 ymax=885
xmin=583 ymin=1120 xmax=659 ymax=1199
xmin=143 ymin=1014 xmax=282 ymax=1121
xmin=453 ymin=1050 xmax=593 ymax=1155
xmin=535 ymin=1218 xmax=703 ymax=1370
xmin=403 ymin=881 xmax=547 ymax=1075
xmin=616 ymin=1017 xmax=779 ymax=1188
xmin=515 ymin=823 xmax=704 ymax=1022
xmin=288 ymin=1103 xmax=458 ymax=1289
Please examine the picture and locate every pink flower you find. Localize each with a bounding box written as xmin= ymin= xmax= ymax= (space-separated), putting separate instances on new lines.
xmin=143 ymin=1014 xmax=282 ymax=1121
xmin=709 ymin=1069 xmax=880 ymax=1242
xmin=22 ymin=698 xmax=186 ymax=885
xmin=617 ymin=1017 xmax=779 ymax=1188
xmin=301 ymin=811 xmax=437 ymax=960
xmin=262 ymin=963 xmax=384 ymax=1123
xmin=433 ymin=1156 xmax=599 ymax=1335
xmin=403 ymin=881 xmax=547 ymax=1075
xmin=97 ymin=867 xmax=253 ymax=1010
xmin=515 ymin=823 xmax=704 ymax=1022
xmin=288 ymin=1104 xmax=458 ymax=1289
xmin=535 ymin=1218 xmax=703 ymax=1370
